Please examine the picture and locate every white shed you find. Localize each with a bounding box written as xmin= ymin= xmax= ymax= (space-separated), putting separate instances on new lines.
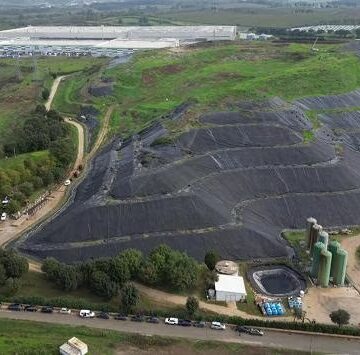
xmin=59 ymin=337 xmax=88 ymax=355
xmin=215 ymin=274 xmax=247 ymax=302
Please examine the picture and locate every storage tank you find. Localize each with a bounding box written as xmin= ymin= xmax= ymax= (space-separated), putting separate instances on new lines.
xmin=311 ymin=241 xmax=325 ymax=278
xmin=333 ymin=248 xmax=348 ymax=286
xmin=318 ymin=249 xmax=332 ymax=287
xmin=310 ymin=224 xmax=322 ymax=256
xmin=306 ymin=217 xmax=317 ymax=249
xmin=318 ymin=231 xmax=329 ymax=249
xmin=328 ymin=240 xmax=340 ymax=278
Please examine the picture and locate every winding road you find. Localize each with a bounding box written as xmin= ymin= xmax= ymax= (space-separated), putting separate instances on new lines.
xmin=0 ymin=76 xmax=85 ymax=248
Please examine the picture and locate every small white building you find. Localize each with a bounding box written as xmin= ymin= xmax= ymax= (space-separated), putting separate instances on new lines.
xmin=215 ymin=274 xmax=247 ymax=302
xmin=59 ymin=337 xmax=88 ymax=355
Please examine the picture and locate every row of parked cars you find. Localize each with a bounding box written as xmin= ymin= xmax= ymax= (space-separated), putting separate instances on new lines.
xmin=6 ymin=303 xmax=264 ymax=335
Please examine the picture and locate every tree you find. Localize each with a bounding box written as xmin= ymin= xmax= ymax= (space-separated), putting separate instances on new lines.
xmin=58 ymin=266 xmax=81 ymax=291
xmin=109 ymin=256 xmax=131 ymax=286
xmin=204 ymin=269 xmax=219 ymax=289
xmin=2 ymin=251 xmax=28 ymax=279
xmin=167 ymin=252 xmax=199 ymax=291
xmin=89 ymin=270 xmax=118 ymax=299
xmin=186 ymin=296 xmax=199 ymax=316
xmin=330 ymin=309 xmax=350 ymax=327
xmin=6 ymin=200 xmax=20 ymax=215
xmin=120 ymin=282 xmax=139 ymax=313
xmin=42 ymin=257 xmax=61 ymax=281
xmin=118 ymin=249 xmax=143 ymax=279
xmin=42 ymin=88 xmax=50 ymax=100
xmin=0 ymin=263 xmax=6 ymax=286
xmin=204 ymin=250 xmax=219 ymax=271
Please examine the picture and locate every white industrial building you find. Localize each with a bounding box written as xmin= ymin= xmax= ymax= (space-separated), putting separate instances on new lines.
xmin=0 ymin=25 xmax=237 ymax=52
xmin=215 ymin=274 xmax=247 ymax=302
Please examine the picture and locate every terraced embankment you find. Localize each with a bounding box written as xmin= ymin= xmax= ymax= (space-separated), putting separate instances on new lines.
xmin=17 ymin=90 xmax=360 ymax=263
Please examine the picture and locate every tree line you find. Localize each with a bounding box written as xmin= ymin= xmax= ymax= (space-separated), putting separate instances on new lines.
xmin=42 ymin=245 xmax=201 ymax=301
xmin=0 ymin=106 xmax=76 ymax=212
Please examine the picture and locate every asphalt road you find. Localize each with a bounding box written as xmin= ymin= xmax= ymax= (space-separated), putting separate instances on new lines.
xmin=0 ymin=310 xmax=359 ymax=354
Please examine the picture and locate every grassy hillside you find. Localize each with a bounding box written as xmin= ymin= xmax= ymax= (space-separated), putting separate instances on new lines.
xmin=0 ymin=57 xmax=107 ymax=210
xmin=91 ymin=42 xmax=360 ymax=137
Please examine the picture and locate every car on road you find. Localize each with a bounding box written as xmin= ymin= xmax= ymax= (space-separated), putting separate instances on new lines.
xmin=41 ymin=306 xmax=53 ymax=313
xmin=178 ymin=319 xmax=192 ymax=327
xmin=24 ymin=305 xmax=37 ymax=312
xmin=59 ymin=308 xmax=71 ymax=315
xmin=114 ymin=314 xmax=127 ymax=321
xmin=1 ymin=212 xmax=6 ymax=221
xmin=165 ymin=317 xmax=178 ymax=325
xmin=131 ymin=315 xmax=145 ymax=322
xmin=8 ymin=303 xmax=22 ymax=311
xmin=235 ymin=325 xmax=264 ymax=336
xmin=146 ymin=316 xmax=160 ymax=324
xmin=210 ymin=321 xmax=226 ymax=330
xmin=248 ymin=328 xmax=264 ymax=336
xmin=97 ymin=312 xmax=110 ymax=320
xmin=193 ymin=321 xmax=206 ymax=328
xmin=79 ymin=309 xmax=95 ymax=318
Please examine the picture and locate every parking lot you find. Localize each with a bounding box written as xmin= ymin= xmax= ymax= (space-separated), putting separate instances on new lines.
xmin=1 ymin=304 xmax=360 ymax=354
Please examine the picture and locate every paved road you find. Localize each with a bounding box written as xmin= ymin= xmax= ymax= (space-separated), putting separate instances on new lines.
xmin=0 ymin=310 xmax=359 ymax=354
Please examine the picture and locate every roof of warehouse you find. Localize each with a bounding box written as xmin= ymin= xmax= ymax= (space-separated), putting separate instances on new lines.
xmin=215 ymin=274 xmax=247 ymax=294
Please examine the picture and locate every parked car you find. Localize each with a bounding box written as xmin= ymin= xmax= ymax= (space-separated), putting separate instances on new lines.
xmin=1 ymin=212 xmax=6 ymax=221
xmin=235 ymin=325 xmax=249 ymax=333
xmin=178 ymin=319 xmax=192 ymax=327
xmin=146 ymin=316 xmax=160 ymax=324
xmin=64 ymin=179 xmax=71 ymax=186
xmin=210 ymin=321 xmax=226 ymax=330
xmin=8 ymin=303 xmax=22 ymax=311
xmin=114 ymin=314 xmax=127 ymax=321
xmin=248 ymin=328 xmax=264 ymax=336
xmin=97 ymin=312 xmax=110 ymax=320
xmin=193 ymin=321 xmax=206 ymax=328
xmin=79 ymin=309 xmax=95 ymax=318
xmin=41 ymin=306 xmax=53 ymax=313
xmin=131 ymin=315 xmax=145 ymax=322
xmin=165 ymin=317 xmax=178 ymax=325
xmin=24 ymin=305 xmax=37 ymax=312
xmin=235 ymin=325 xmax=264 ymax=336
xmin=59 ymin=308 xmax=71 ymax=314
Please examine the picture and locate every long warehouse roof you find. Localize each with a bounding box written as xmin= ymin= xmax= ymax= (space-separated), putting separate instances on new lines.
xmin=0 ymin=26 xmax=237 ymax=41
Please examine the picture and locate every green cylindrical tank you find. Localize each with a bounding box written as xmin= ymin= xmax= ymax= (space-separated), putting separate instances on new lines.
xmin=311 ymin=241 xmax=325 ymax=278
xmin=306 ymin=217 xmax=317 ymax=249
xmin=333 ymin=249 xmax=348 ymax=286
xmin=318 ymin=231 xmax=329 ymax=250
xmin=310 ymin=224 xmax=322 ymax=256
xmin=328 ymin=240 xmax=341 ymax=278
xmin=318 ymin=249 xmax=332 ymax=287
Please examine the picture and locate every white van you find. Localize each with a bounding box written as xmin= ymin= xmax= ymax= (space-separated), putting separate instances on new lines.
xmin=79 ymin=310 xmax=95 ymax=318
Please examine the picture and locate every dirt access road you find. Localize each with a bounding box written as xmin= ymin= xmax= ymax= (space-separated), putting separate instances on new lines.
xmin=45 ymin=75 xmax=65 ymax=111
xmin=0 ymin=77 xmax=84 ymax=248
xmin=0 ymin=310 xmax=359 ymax=354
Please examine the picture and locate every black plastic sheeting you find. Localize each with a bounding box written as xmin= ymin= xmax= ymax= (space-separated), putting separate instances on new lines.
xmin=18 ymin=96 xmax=360 ymax=263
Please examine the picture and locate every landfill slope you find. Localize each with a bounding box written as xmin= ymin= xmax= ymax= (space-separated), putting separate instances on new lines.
xmin=18 ymin=94 xmax=360 ymax=263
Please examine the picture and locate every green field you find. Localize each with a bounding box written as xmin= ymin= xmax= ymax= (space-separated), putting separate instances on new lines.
xmin=159 ymin=7 xmax=360 ymax=28
xmin=91 ymin=42 xmax=360 ymax=137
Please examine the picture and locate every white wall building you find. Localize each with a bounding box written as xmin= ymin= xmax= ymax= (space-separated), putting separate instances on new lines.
xmin=215 ymin=274 xmax=247 ymax=302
